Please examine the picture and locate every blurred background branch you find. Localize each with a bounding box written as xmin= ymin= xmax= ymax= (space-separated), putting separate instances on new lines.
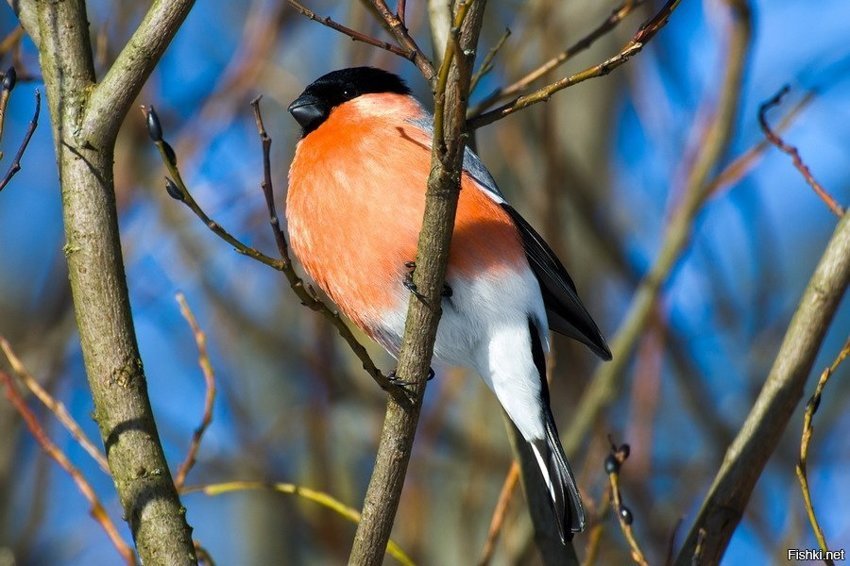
xmin=676 ymin=210 xmax=850 ymax=564
xmin=1 ymin=0 xmax=849 ymax=564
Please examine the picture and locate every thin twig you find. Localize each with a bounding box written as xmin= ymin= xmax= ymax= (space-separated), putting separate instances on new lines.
xmin=0 ymin=336 xmax=109 ymax=473
xmin=796 ymin=336 xmax=850 ymax=564
xmin=758 ymin=85 xmax=844 ymax=217
xmin=143 ymin=103 xmax=398 ymax=396
xmin=472 ymin=0 xmax=642 ymax=113
xmin=0 ymin=89 xmax=40 ymax=194
xmin=0 ymin=371 xmax=136 ymax=565
xmin=469 ymin=0 xmax=681 ymax=128
xmin=605 ymin=441 xmax=648 ymax=566
xmin=709 ymin=90 xmax=815 ymax=197
xmin=286 ymin=0 xmax=415 ymax=59
xmin=562 ymin=0 xmax=751 ymax=462
xmin=470 ymin=27 xmax=511 ymax=93
xmin=173 ymin=293 xmax=218 ymax=490
xmin=477 ymin=461 xmax=520 ymax=566
xmin=368 ymin=0 xmax=436 ymax=82
xmin=183 ymin=480 xmax=414 ymax=566
xmin=583 ymin=487 xmax=613 ymax=565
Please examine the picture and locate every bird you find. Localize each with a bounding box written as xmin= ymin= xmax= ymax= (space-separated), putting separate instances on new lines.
xmin=285 ymin=66 xmax=611 ymax=541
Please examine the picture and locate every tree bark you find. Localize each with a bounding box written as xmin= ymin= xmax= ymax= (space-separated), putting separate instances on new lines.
xmin=348 ymin=2 xmax=488 ymax=563
xmin=10 ymin=1 xmax=198 ymax=563
xmin=676 ymin=212 xmax=850 ymax=564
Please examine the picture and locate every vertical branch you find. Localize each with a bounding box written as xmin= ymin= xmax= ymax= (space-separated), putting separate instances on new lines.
xmin=796 ymin=337 xmax=850 ymax=562
xmin=348 ymin=2 xmax=487 ymax=563
xmin=14 ymin=0 xmax=199 ymax=563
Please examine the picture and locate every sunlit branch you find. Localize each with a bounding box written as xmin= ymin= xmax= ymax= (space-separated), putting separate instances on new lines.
xmin=173 ymin=293 xmax=218 ymax=490
xmin=796 ymin=336 xmax=850 ymax=564
xmin=0 ymin=371 xmax=136 ymax=565
xmin=469 ymin=0 xmax=681 ymax=129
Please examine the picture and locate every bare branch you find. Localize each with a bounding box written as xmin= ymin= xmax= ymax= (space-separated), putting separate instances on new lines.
xmin=173 ymin=294 xmax=217 ymax=490
xmin=562 ymin=0 xmax=752 ymax=462
xmin=469 ymin=0 xmax=682 ymax=129
xmin=675 ymin=212 xmax=850 ymax=563
xmin=0 ymin=371 xmax=136 ymax=565
xmin=0 ymin=88 xmax=39 ymax=194
xmin=144 ymin=103 xmax=397 ymax=395
xmin=470 ymin=27 xmax=511 ymax=93
xmin=25 ymin=1 xmax=198 ymax=561
xmin=349 ymin=2 xmax=487 ymax=563
xmin=478 ymin=462 xmax=520 ymax=566
xmin=759 ymin=86 xmax=845 ymax=217
xmin=286 ymin=0 xmax=416 ymax=59
xmin=80 ymin=0 xmax=196 ymax=145
xmin=0 ymin=336 xmax=108 ymax=473
xmin=796 ymin=336 xmax=850 ymax=564
xmin=605 ymin=441 xmax=648 ymax=566
xmin=472 ymin=0 xmax=642 ymax=113
xmin=369 ymin=0 xmax=436 ymax=83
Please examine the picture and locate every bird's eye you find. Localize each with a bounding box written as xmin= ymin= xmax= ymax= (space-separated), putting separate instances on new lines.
xmin=342 ymin=87 xmax=356 ymax=99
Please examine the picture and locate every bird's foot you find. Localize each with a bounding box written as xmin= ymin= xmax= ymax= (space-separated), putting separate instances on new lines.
xmin=387 ymin=367 xmax=435 ymax=391
xmin=403 ymin=261 xmax=453 ymax=301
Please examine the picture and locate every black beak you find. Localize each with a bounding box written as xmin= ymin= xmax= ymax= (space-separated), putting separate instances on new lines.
xmin=288 ymin=93 xmax=327 ymax=135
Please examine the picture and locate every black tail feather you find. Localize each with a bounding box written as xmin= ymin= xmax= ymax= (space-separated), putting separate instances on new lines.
xmin=529 ymin=413 xmax=585 ymax=544
xmin=527 ymin=319 xmax=586 ymax=540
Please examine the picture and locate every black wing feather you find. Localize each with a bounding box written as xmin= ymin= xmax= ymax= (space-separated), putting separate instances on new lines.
xmin=503 ymin=204 xmax=612 ymax=360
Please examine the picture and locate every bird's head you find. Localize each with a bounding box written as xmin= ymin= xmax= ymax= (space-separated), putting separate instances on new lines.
xmin=288 ymin=67 xmax=411 ymax=136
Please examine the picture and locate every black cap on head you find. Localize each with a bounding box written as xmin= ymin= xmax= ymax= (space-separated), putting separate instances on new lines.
xmin=288 ymin=67 xmax=411 ymax=136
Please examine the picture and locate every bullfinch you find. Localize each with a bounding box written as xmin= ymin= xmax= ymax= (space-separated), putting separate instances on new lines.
xmin=286 ymin=67 xmax=611 ymax=540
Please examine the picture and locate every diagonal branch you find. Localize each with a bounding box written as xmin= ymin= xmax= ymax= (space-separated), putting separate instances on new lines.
xmin=0 ymin=88 xmax=40 ymax=194
xmin=80 ymin=0 xmax=196 ymax=145
xmin=0 ymin=371 xmax=136 ymax=565
xmin=675 ymin=212 xmax=850 ymax=565
xmin=368 ymin=0 xmax=436 ymax=83
xmin=471 ymin=0 xmax=642 ymax=114
xmin=758 ymin=86 xmax=845 ymax=217
xmin=561 ymin=0 xmax=752 ymax=461
xmin=286 ymin=0 xmax=415 ymax=59
xmin=468 ymin=0 xmax=681 ymax=129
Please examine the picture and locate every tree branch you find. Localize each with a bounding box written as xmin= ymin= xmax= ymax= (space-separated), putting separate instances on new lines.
xmin=80 ymin=0 xmax=196 ymax=145
xmin=797 ymin=337 xmax=850 ymax=564
xmin=348 ymin=2 xmax=487 ymax=563
xmin=675 ymin=211 xmax=850 ymax=564
xmin=758 ymin=86 xmax=845 ymax=217
xmin=471 ymin=0 xmax=642 ymax=114
xmin=22 ymin=0 xmax=198 ymax=563
xmin=0 ymin=88 xmax=40 ymax=194
xmin=369 ymin=0 xmax=436 ymax=83
xmin=468 ymin=0 xmax=682 ymax=129
xmin=286 ymin=0 xmax=416 ymax=60
xmin=561 ymin=0 xmax=752 ymax=460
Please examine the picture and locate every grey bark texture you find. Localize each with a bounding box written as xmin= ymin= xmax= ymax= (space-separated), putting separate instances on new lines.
xmin=8 ymin=1 xmax=198 ymax=563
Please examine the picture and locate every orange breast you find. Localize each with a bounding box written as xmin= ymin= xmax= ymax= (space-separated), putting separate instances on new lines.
xmin=286 ymin=94 xmax=525 ymax=338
